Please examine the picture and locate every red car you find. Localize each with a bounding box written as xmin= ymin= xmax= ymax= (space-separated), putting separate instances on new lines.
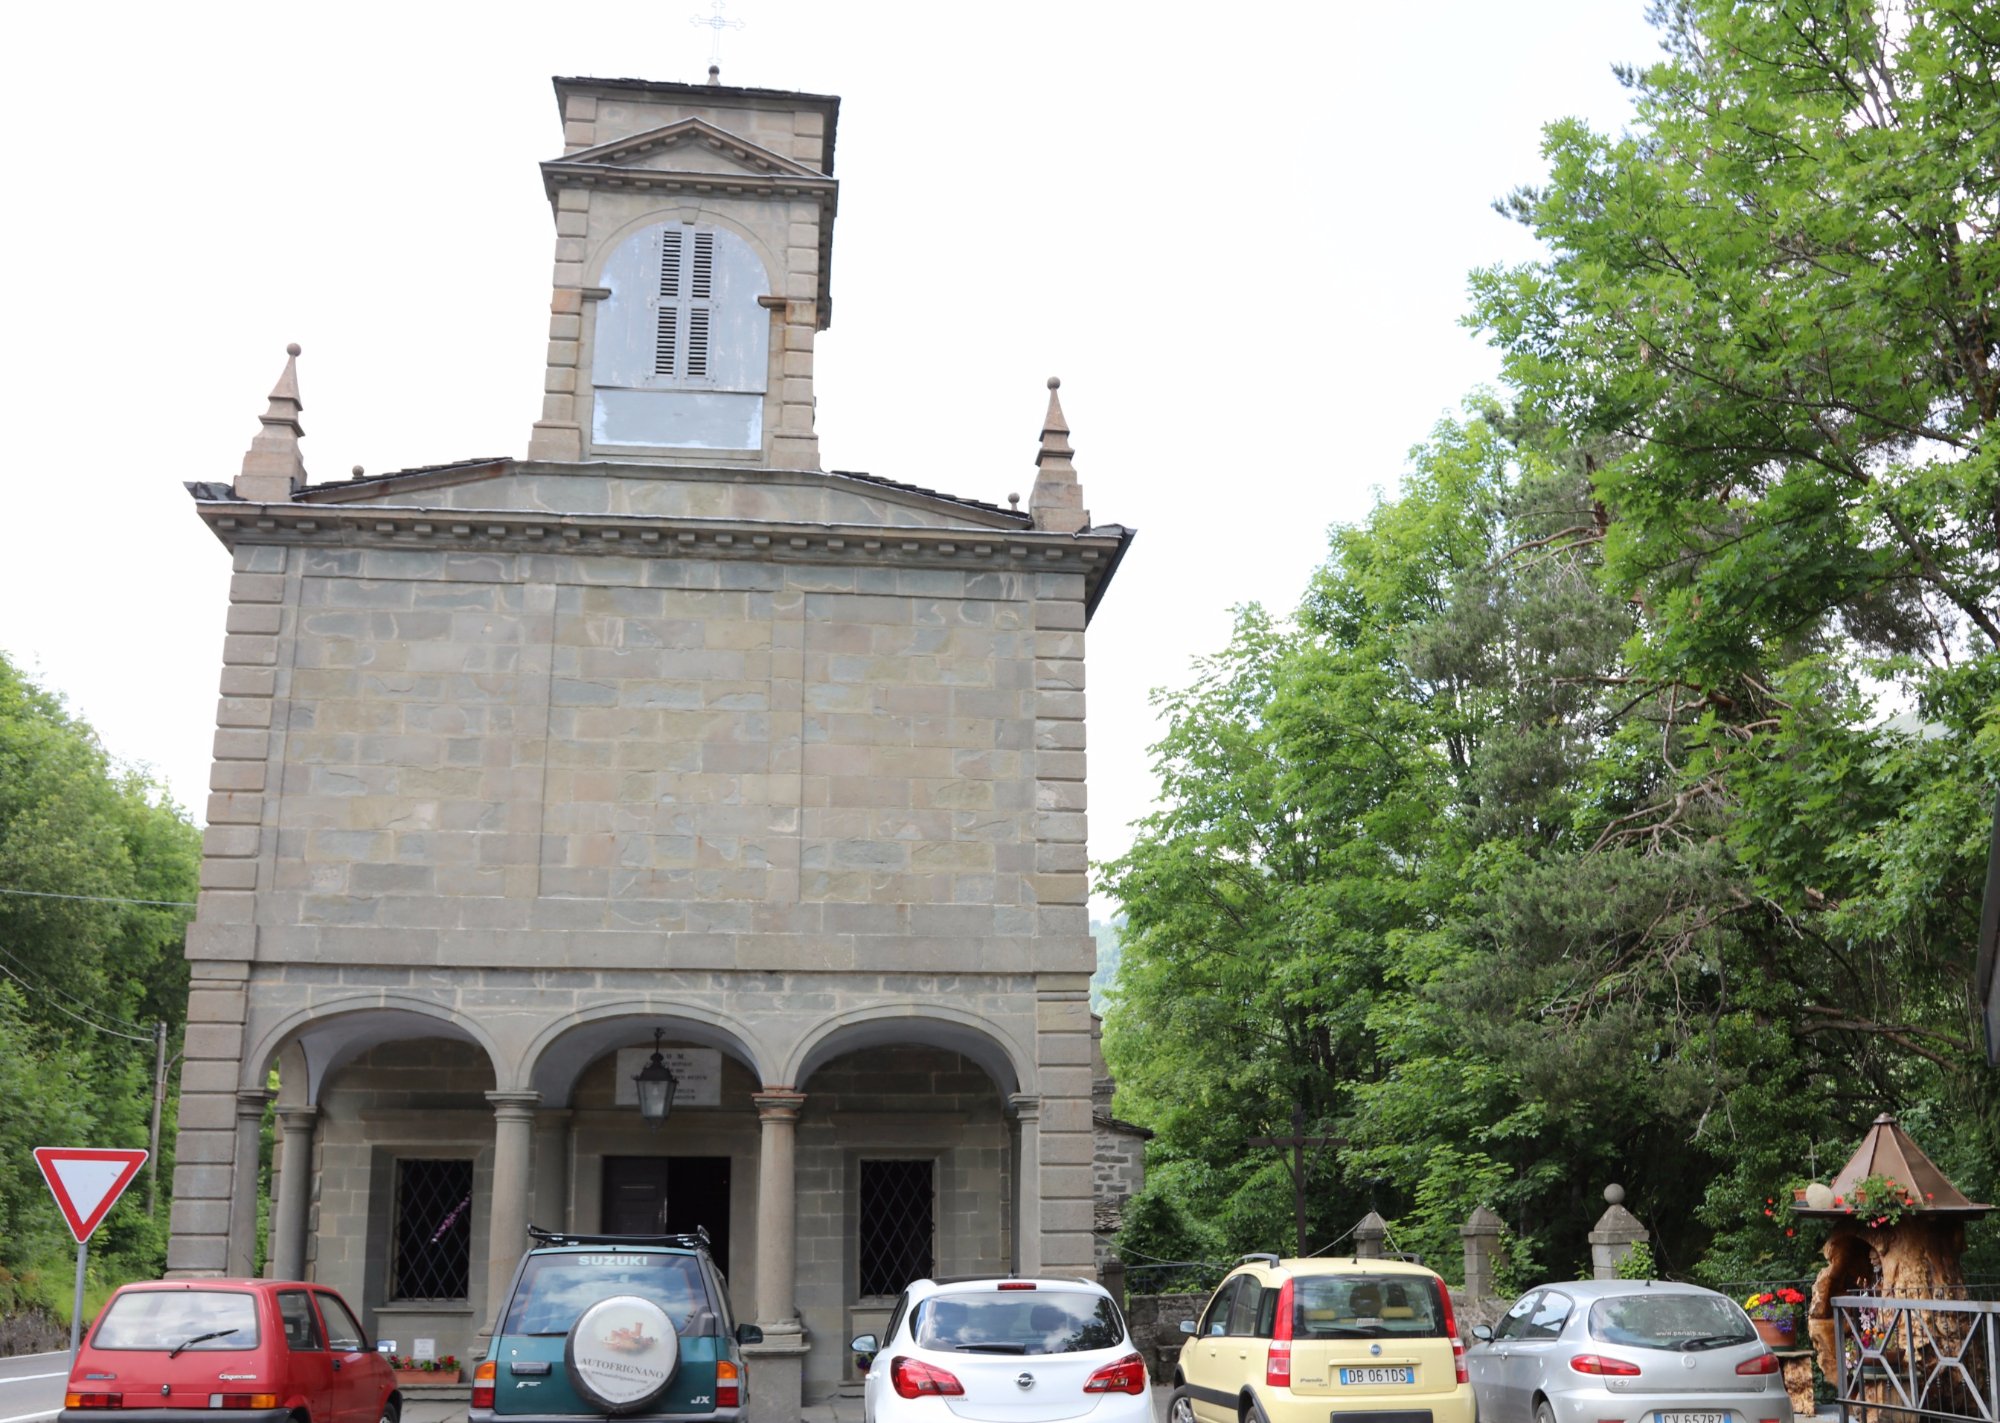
xmin=62 ymin=1279 xmax=398 ymax=1423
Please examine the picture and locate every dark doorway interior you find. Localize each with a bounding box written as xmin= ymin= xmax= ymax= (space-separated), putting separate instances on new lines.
xmin=601 ymin=1156 xmax=731 ymax=1274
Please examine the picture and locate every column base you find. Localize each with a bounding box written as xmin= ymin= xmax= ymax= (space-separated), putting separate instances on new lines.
xmin=743 ymin=1334 xmax=810 ymax=1423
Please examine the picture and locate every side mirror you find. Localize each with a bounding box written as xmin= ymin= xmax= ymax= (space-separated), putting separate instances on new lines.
xmin=1178 ymin=1319 xmax=1197 ymax=1336
xmin=1472 ymin=1325 xmax=1493 ymax=1342
xmin=850 ymin=1333 xmax=879 ymax=1357
xmin=737 ymin=1323 xmax=764 ymax=1345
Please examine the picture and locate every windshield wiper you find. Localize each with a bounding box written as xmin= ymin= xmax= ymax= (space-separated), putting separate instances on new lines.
xmin=1679 ymin=1335 xmax=1750 ymax=1352
xmin=169 ymin=1329 xmax=240 ymax=1358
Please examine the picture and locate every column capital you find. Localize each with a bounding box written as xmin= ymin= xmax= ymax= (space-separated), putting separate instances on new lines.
xmin=275 ymin=1104 xmax=319 ymax=1130
xmin=486 ymin=1090 xmax=543 ymax=1121
xmin=235 ymin=1088 xmax=275 ymax=1119
xmin=1007 ymin=1092 xmax=1042 ymax=1121
xmin=753 ymin=1089 xmax=806 ymax=1123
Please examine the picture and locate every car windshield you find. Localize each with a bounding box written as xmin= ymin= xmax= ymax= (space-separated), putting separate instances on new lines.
xmin=93 ymin=1291 xmax=261 ymax=1351
xmin=501 ymin=1253 xmax=707 ymax=1336
xmin=1293 ymin=1275 xmax=1447 ymax=1339
xmin=914 ymin=1292 xmax=1124 ymax=1355
xmin=1589 ymin=1294 xmax=1754 ymax=1349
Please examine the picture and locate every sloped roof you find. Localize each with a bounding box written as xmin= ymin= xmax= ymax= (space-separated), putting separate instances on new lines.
xmin=1793 ymin=1113 xmax=1991 ymax=1218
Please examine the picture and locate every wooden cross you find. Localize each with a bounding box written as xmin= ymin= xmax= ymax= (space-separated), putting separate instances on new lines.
xmin=1248 ymin=1104 xmax=1342 ymax=1258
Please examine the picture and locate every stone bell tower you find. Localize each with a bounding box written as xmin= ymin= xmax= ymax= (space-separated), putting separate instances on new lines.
xmin=525 ymin=76 xmax=839 ymax=469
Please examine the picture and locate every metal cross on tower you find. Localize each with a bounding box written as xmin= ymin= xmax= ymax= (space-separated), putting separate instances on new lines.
xmin=1248 ymin=1104 xmax=1342 ymax=1258
xmin=690 ymin=0 xmax=745 ymax=72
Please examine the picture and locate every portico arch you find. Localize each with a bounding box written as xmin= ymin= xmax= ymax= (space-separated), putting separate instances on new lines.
xmin=786 ymin=1001 xmax=1036 ymax=1098
xmin=240 ymin=993 xmax=506 ymax=1105
xmin=521 ymin=1000 xmax=769 ymax=1104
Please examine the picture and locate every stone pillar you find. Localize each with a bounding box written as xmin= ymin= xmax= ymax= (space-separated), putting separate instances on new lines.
xmin=1461 ymin=1206 xmax=1505 ymax=1304
xmin=746 ymin=1091 xmax=808 ymax=1423
xmin=1009 ymin=1094 xmax=1043 ymax=1276
xmin=752 ymin=1091 xmax=805 ymax=1330
xmin=269 ymin=1106 xmax=318 ymax=1280
xmin=1354 ymin=1211 xmax=1388 ymax=1260
xmin=483 ymin=1091 xmax=541 ymax=1333
xmin=224 ymin=1089 xmax=273 ymax=1276
xmin=1588 ymin=1185 xmax=1649 ymax=1280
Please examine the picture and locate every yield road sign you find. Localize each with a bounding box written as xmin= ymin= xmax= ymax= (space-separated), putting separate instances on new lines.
xmin=33 ymin=1148 xmax=148 ymax=1243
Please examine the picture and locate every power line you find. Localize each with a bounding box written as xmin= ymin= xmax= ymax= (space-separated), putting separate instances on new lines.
xmin=0 ymin=943 xmax=157 ymax=1035
xmin=0 ymin=960 xmax=156 ymax=1043
xmin=0 ymin=886 xmax=196 ymax=909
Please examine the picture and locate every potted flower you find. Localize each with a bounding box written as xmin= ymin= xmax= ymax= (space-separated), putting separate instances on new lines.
xmin=388 ymin=1354 xmax=462 ymax=1386
xmin=1743 ymin=1289 xmax=1806 ymax=1348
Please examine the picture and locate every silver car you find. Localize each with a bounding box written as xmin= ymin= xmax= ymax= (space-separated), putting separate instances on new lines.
xmin=1466 ymin=1281 xmax=1786 ymax=1423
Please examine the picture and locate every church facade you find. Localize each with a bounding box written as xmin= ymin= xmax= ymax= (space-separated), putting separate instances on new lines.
xmin=166 ymin=75 xmax=1133 ymax=1420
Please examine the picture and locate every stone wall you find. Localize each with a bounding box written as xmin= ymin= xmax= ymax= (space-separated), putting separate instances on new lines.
xmin=1127 ymin=1292 xmax=1208 ymax=1382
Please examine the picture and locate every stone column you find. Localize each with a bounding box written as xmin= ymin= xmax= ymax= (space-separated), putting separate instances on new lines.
xmin=1009 ymin=1094 xmax=1043 ymax=1276
xmin=269 ymin=1106 xmax=318 ymax=1280
xmin=745 ymin=1091 xmax=809 ymax=1423
xmin=224 ymin=1089 xmax=273 ymax=1276
xmin=1354 ymin=1211 xmax=1388 ymax=1260
xmin=751 ymin=1091 xmax=805 ymax=1330
xmin=483 ymin=1091 xmax=541 ymax=1333
xmin=1588 ymin=1184 xmax=1649 ymax=1280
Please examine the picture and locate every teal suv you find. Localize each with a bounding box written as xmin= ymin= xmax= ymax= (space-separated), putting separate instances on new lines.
xmin=473 ymin=1229 xmax=763 ymax=1423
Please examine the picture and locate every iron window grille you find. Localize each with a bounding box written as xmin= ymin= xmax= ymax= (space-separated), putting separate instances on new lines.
xmin=392 ymin=1158 xmax=473 ymax=1301
xmin=858 ymin=1158 xmax=935 ymax=1297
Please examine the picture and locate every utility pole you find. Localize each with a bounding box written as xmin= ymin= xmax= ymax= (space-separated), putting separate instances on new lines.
xmin=147 ymin=1020 xmax=167 ymax=1215
xmin=1248 ymin=1104 xmax=1341 ymax=1258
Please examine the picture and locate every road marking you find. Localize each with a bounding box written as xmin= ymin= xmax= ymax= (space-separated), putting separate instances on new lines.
xmin=0 ymin=1375 xmax=67 ymax=1384
xmin=0 ymin=1411 xmax=59 ymax=1423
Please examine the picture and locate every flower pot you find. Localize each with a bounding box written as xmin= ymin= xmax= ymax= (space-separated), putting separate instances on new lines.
xmin=1754 ymin=1318 xmax=1798 ymax=1349
xmin=392 ymin=1369 xmax=461 ymax=1387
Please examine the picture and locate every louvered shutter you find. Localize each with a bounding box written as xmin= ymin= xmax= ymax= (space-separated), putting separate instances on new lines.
xmin=592 ymin=222 xmax=769 ymax=393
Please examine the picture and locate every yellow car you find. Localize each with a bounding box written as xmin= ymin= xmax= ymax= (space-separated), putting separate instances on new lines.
xmin=1171 ymin=1255 xmax=1476 ymax=1423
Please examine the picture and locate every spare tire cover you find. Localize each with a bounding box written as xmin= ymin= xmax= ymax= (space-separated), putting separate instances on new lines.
xmin=564 ymin=1294 xmax=679 ymax=1414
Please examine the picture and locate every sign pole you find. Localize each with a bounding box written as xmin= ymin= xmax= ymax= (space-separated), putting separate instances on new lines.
xmin=70 ymin=1238 xmax=88 ymax=1358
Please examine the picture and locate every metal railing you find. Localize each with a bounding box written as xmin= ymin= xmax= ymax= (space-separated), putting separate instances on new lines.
xmin=1833 ymin=1292 xmax=2000 ymax=1423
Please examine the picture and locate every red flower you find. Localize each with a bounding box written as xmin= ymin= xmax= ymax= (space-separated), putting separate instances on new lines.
xmin=1834 ymin=1196 xmax=1845 ymax=1206
xmin=1785 ymin=1228 xmax=1795 ymax=1237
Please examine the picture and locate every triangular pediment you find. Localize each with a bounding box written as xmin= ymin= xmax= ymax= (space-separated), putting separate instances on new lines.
xmin=558 ymin=118 xmax=825 ymax=179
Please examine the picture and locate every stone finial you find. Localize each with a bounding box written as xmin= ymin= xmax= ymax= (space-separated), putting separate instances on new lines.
xmin=1353 ymin=1211 xmax=1389 ymax=1260
xmin=234 ymin=343 xmax=308 ymax=503
xmin=1589 ymin=1192 xmax=1650 ymax=1280
xmin=1028 ymin=376 xmax=1091 ymax=534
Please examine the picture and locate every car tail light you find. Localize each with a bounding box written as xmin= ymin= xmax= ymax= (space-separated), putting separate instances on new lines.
xmin=1084 ymin=1354 xmax=1149 ymax=1396
xmin=1737 ymin=1353 xmax=1781 ymax=1376
xmin=209 ymin=1395 xmax=280 ymax=1409
xmin=889 ymin=1357 xmax=965 ymax=1399
xmin=472 ymin=1359 xmax=497 ymax=1409
xmin=1438 ymin=1282 xmax=1468 ymax=1386
xmin=997 ymin=1282 xmax=1037 ymax=1291
xmin=717 ymin=1359 xmax=741 ymax=1408
xmin=1266 ymin=1340 xmax=1291 ymax=1387
xmin=1266 ymin=1278 xmax=1295 ymax=1387
xmin=65 ymin=1394 xmax=121 ymax=1409
xmin=1570 ymin=1354 xmax=1643 ymax=1377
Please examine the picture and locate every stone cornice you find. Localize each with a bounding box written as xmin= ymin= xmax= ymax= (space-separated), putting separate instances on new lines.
xmin=189 ymin=497 xmax=1135 ymax=618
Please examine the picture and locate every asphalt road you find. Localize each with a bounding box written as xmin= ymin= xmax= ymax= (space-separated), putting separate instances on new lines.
xmin=0 ymin=1350 xmax=67 ymax=1423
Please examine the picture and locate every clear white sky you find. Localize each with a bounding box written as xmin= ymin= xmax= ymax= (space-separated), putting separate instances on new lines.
xmin=0 ymin=0 xmax=1661 ymax=913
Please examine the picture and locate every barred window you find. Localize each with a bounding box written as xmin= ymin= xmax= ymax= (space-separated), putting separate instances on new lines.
xmin=393 ymin=1159 xmax=472 ymax=1300
xmin=858 ymin=1159 xmax=934 ymax=1298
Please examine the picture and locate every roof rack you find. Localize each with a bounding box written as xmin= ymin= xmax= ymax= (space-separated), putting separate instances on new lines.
xmin=527 ymin=1224 xmax=713 ymax=1251
xmin=1237 ymin=1253 xmax=1281 ymax=1268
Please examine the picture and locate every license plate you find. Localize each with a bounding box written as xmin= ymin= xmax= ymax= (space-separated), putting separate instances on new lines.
xmin=1658 ymin=1413 xmax=1727 ymax=1423
xmin=1339 ymin=1367 xmax=1415 ymax=1386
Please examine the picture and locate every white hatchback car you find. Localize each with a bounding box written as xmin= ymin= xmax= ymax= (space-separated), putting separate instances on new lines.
xmin=850 ymin=1277 xmax=1152 ymax=1423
